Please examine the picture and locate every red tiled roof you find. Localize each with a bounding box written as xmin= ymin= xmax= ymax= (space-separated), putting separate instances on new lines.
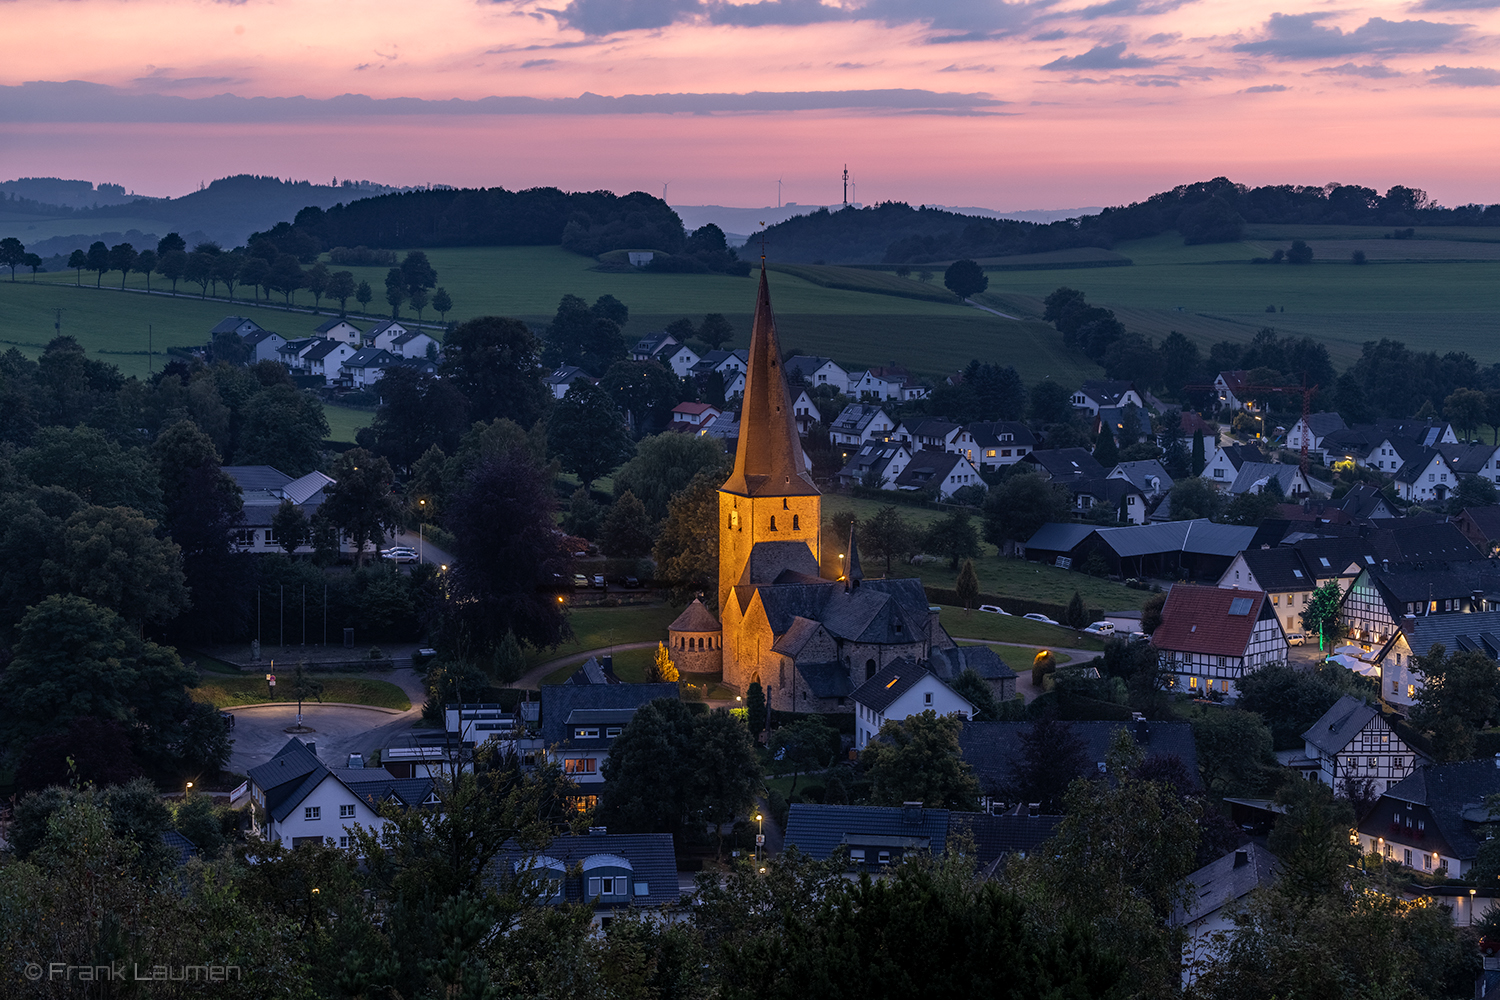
xmin=1217 ymin=370 xmax=1251 ymax=394
xmin=672 ymin=402 xmax=718 ymax=415
xmin=1151 ymin=585 xmax=1266 ymax=657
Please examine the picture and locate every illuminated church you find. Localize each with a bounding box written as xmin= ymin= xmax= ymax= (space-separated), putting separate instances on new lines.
xmin=666 ymin=266 xmax=1013 ymax=714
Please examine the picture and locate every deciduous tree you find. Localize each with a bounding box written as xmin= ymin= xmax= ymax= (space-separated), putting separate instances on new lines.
xmin=319 ymin=448 xmax=404 ymax=566
xmin=549 ymin=379 xmax=635 ymax=489
xmin=943 ymin=258 xmax=988 ymax=300
xmin=653 ymin=469 xmax=721 ymax=607
xmin=600 ymin=490 xmax=655 ymax=558
xmin=860 ymin=710 xmax=979 ymax=809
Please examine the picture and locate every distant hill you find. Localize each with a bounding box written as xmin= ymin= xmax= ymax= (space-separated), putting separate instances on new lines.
xmin=753 ymin=178 xmax=1500 ymax=265
xmin=0 ymin=177 xmax=144 ymax=212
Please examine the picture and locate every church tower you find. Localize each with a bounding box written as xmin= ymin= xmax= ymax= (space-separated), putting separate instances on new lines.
xmin=718 ymin=266 xmax=821 ymax=686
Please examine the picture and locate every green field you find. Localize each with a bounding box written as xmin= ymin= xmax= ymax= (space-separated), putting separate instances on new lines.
xmin=973 ymin=231 xmax=1500 ymax=368
xmin=524 ymin=602 xmax=682 ymax=669
xmin=956 ymin=641 xmax=1074 ymax=667
xmin=324 ymin=403 xmax=375 ymax=444
xmin=542 ymin=645 xmax=657 ymax=686
xmin=190 ymin=675 xmax=411 ymax=710
xmin=939 ymin=608 xmax=1105 ymax=649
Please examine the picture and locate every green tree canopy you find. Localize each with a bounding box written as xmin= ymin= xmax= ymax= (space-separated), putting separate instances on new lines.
xmin=860 ymin=710 xmax=979 ymax=809
xmin=923 ymin=508 xmax=981 ymax=570
xmin=653 ymin=469 xmax=721 ymax=608
xmin=613 ymin=432 xmax=730 ymax=523
xmin=981 ymin=471 xmax=1071 ymax=556
xmin=17 ymin=425 xmax=164 ymax=520
xmin=235 ymin=383 xmax=330 ymax=476
xmin=599 ymin=490 xmax=655 ymax=559
xmin=943 ymin=258 xmax=988 ymax=300
xmin=319 ymin=448 xmax=405 ymax=565
xmin=548 ymin=379 xmax=635 ymax=489
xmin=440 ymin=315 xmax=550 ymax=429
xmin=41 ymin=504 xmax=189 ymax=626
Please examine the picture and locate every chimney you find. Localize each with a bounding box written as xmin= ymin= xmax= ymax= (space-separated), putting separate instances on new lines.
xmin=902 ymin=801 xmax=924 ymax=826
xmin=303 ymin=740 xmax=316 ymax=758
xmin=1234 ymin=850 xmax=1249 ymax=868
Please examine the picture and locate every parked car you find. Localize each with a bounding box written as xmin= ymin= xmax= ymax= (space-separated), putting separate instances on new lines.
xmin=573 ymin=573 xmax=589 ymax=588
xmin=978 ymin=605 xmax=1009 ymax=615
xmin=1083 ymin=621 xmax=1116 ymax=636
xmin=1287 ymin=631 xmax=1306 ymax=646
xmin=381 ymin=546 xmax=418 ymax=563
xmin=1023 ymin=613 xmax=1060 ymax=626
xmin=593 ymin=574 xmax=606 ymax=588
xmin=624 ymin=576 xmax=641 ymax=589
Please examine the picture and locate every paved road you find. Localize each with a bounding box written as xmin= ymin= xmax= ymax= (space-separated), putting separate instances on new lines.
xmin=225 ymin=667 xmax=429 ymax=774
xmin=965 ymin=298 xmax=1020 ymax=321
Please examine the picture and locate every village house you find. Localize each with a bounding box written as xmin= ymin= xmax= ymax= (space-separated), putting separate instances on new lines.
xmin=852 ymin=661 xmax=974 ymax=749
xmin=367 ymin=320 xmax=411 ymax=352
xmin=1284 ymin=695 xmax=1427 ymax=795
xmin=493 ymin=831 xmax=680 ymax=927
xmin=966 ymin=421 xmax=1035 ymax=470
xmin=389 ymin=329 xmax=440 ymax=360
xmin=1356 ymin=760 xmax=1500 ymax=878
xmin=1214 ymin=371 xmax=1254 ymax=412
xmin=523 ymin=683 xmax=680 ymax=813
xmin=1454 ymin=505 xmax=1500 ymax=552
xmin=276 ymin=337 xmax=319 ymax=373
xmin=1177 ymin=845 xmax=1280 ymax=989
xmin=314 ymin=317 xmax=363 ymax=346
xmin=211 ymin=316 xmax=266 ymax=339
xmin=303 ymin=339 xmax=358 ymax=384
xmin=1108 ymin=459 xmax=1173 ymax=498
xmin=341 ymin=347 xmax=400 ymax=389
xmin=1151 ymin=586 xmax=1289 ymax=697
xmin=829 ymin=403 xmax=896 ymax=453
xmin=1071 ymin=379 xmax=1143 ymax=416
xmin=1227 ymin=461 xmax=1322 ymax=498
xmin=1217 ymin=538 xmax=1373 ymax=634
xmin=1369 ymin=609 xmax=1500 ymax=709
xmin=670 ymin=401 xmax=722 ymax=429
xmin=247 ymin=737 xmax=436 ymax=848
xmin=1021 ymin=447 xmax=1106 ymax=484
xmin=784 ymin=803 xmax=950 ymax=871
xmin=1067 ymin=478 xmax=1150 ymax=525
xmin=242 ymin=328 xmax=287 ymax=365
xmin=837 ymin=443 xmax=911 ymax=489
xmin=893 ymin=450 xmax=986 ymax=500
xmin=784 ymin=355 xmax=850 ymax=392
xmin=1393 ymin=447 xmax=1456 ymax=502
xmin=791 ymin=390 xmax=821 ymax=434
xmin=1285 ymin=412 xmax=1348 ymax=458
xmin=1201 ymin=443 xmax=1265 ymax=488
xmin=546 ymin=365 xmax=590 ymax=399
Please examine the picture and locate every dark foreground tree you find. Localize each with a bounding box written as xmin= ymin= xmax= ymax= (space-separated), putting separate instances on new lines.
xmin=943 ymin=258 xmax=989 ymax=300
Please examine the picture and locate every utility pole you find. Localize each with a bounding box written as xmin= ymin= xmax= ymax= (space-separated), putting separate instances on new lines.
xmin=842 ymin=165 xmax=848 ymax=207
xmin=148 ymin=324 xmax=153 ymax=374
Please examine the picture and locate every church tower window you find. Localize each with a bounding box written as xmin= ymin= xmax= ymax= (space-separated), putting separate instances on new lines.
xmin=769 ymin=516 xmax=778 ymax=531
xmin=792 ymin=514 xmax=800 ymax=530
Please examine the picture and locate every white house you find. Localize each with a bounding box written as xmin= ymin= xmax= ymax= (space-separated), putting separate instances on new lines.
xmin=967 ymin=422 xmax=1036 ymax=470
xmin=1227 ymin=461 xmax=1315 ymax=498
xmin=276 ymin=337 xmax=319 ymax=373
xmin=242 ymin=329 xmax=287 ymax=365
xmin=1214 ymin=371 xmax=1253 ymax=412
xmin=1070 ymin=380 xmax=1143 ymax=416
xmin=546 ymin=365 xmax=590 ymax=399
xmin=522 ymin=683 xmax=680 ymax=812
xmin=830 ymin=404 xmax=896 ymax=452
xmin=892 ymin=450 xmax=986 ymax=500
xmin=785 ymin=355 xmax=851 ymax=393
xmin=390 ymin=329 xmax=440 ymax=360
xmin=852 ymin=661 xmax=974 ymax=749
xmin=1151 ymin=586 xmax=1289 ymax=698
xmin=303 ymin=339 xmax=358 ymax=383
xmin=247 ymin=737 xmax=436 ymax=848
xmin=1109 ymin=460 xmax=1173 ymax=498
xmin=211 ymin=316 xmax=266 ymax=338
xmin=723 ymin=370 xmax=746 ymax=398
xmin=1288 ymin=695 xmax=1426 ymax=796
xmin=837 ymin=443 xmax=911 ymax=489
xmin=341 ymin=347 xmax=400 ymax=389
xmin=661 ymin=342 xmax=700 ymax=377
xmin=1202 ymin=444 xmax=1264 ymax=489
xmin=1285 ymin=412 xmax=1347 ymax=457
xmin=314 ymin=317 xmax=364 ymax=346
xmin=1177 ymin=845 xmax=1280 ymax=989
xmin=792 ymin=390 xmax=821 ymax=434
xmin=1356 ymin=761 xmax=1500 ymax=879
xmin=1393 ymin=448 xmax=1454 ymax=502
xmin=368 ymin=320 xmax=411 ymax=352
xmin=670 ymin=402 xmax=722 ymax=428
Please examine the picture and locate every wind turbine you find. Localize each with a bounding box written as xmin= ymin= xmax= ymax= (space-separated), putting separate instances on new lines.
xmin=662 ymin=180 xmax=671 ymax=202
xmin=777 ymin=177 xmax=783 ymax=209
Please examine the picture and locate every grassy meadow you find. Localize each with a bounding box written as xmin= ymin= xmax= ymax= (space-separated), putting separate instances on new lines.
xmin=189 ymin=675 xmax=412 ymax=710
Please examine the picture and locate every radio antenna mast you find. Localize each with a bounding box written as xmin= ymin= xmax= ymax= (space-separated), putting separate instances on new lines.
xmin=842 ymin=165 xmax=848 ymax=207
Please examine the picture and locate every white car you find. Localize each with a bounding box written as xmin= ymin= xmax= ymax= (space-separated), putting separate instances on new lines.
xmin=1023 ymin=613 xmax=1060 ymax=626
xmin=1083 ymin=621 xmax=1116 ymax=636
xmin=381 ymin=546 xmax=418 ymax=564
xmin=978 ymin=605 xmax=1009 ymax=615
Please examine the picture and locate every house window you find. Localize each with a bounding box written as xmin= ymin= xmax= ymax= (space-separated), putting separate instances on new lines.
xmin=850 ymin=849 xmax=866 ymax=863
xmin=1189 ymin=676 xmax=1198 ymax=690
xmin=1394 ymin=758 xmax=1404 ymax=768
xmin=1367 ymin=757 xmax=1377 ymax=769
xmin=878 ymin=851 xmax=891 ymax=865
xmin=563 ymin=757 xmax=597 ymax=774
xmin=924 ymin=692 xmax=932 ymax=705
xmin=305 ymin=807 xmax=320 ymax=821
xmin=264 ymin=527 xmax=278 ymax=544
xmin=231 ymin=528 xmax=256 ymax=546
xmin=987 ymin=449 xmax=997 ymax=458
xmin=340 ymin=804 xmax=355 ymax=819
xmin=606 ymin=727 xmax=622 ymax=738
xmin=1404 ymin=848 xmax=1413 ymax=867
xmin=339 ymin=836 xmax=350 ymax=849
xmin=574 ymin=727 xmax=600 ymax=739
xmin=769 ymin=516 xmax=778 ymax=531
xmin=1214 ymin=468 xmax=1224 ymax=478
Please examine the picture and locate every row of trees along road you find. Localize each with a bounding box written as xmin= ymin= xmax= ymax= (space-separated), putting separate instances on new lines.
xmin=55 ymin=232 xmax=455 ymax=322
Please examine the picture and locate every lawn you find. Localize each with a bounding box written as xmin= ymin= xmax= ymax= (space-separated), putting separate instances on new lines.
xmin=190 ymin=675 xmax=412 ymax=710
xmin=939 ymin=607 xmax=1105 ymax=649
xmin=525 ymin=602 xmax=682 ymax=669
xmin=541 ymin=645 xmax=657 ymax=686
xmin=956 ymin=641 xmax=1074 ymax=668
xmin=324 ymin=403 xmax=375 ymax=444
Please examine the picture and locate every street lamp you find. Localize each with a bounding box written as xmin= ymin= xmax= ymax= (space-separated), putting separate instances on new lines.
xmin=1472 ymin=888 xmax=1478 ymax=926
xmin=418 ymin=498 xmax=426 ymax=563
xmin=755 ymin=811 xmax=764 ymax=868
xmin=185 ymin=781 xmax=193 ymax=798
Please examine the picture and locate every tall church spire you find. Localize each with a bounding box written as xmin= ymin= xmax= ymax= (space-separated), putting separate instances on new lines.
xmin=845 ymin=522 xmax=863 ymax=592
xmin=721 ymin=266 xmax=819 ymax=498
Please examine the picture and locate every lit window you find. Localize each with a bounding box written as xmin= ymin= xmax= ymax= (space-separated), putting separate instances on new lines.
xmin=563 ymin=757 xmax=597 ymax=774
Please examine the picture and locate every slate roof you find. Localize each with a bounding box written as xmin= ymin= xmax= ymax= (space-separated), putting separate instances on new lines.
xmin=784 ymin=803 xmax=951 ymax=860
xmin=948 ymin=813 xmax=1061 ymax=869
xmin=1152 ymin=585 xmax=1275 ymax=657
xmin=1175 ymin=844 xmax=1280 ymax=926
xmin=284 ymin=470 xmax=335 ymax=505
xmin=1095 ymin=519 xmax=1257 ymax=559
xmin=1394 ymin=447 xmax=1447 ymax=485
xmin=566 ymin=657 xmax=620 ymax=685
xmin=1109 ymin=459 xmax=1173 ymax=494
xmin=1229 ymin=462 xmax=1308 ymax=496
xmin=669 ymin=599 xmax=720 ymax=633
xmin=1300 ymin=412 xmax=1348 ymax=438
xmin=931 ymin=644 xmax=1017 ymax=683
xmin=795 ymin=661 xmax=854 ymax=698
xmin=1364 ymin=563 xmax=1500 ymax=606
xmin=538 ymin=682 xmax=678 ymax=749
xmin=957 ymin=719 xmax=1201 ymax=798
xmin=1216 ymin=444 xmax=1266 ymax=470
xmin=332 ymin=768 xmax=436 ymax=809
xmin=894 ymin=450 xmax=968 ymax=489
xmin=1079 ymin=380 xmax=1136 ymax=407
xmin=493 ymin=832 xmax=680 ymax=909
xmin=771 ymin=616 xmax=824 ymax=657
xmin=784 ymin=355 xmax=841 ymax=379
xmin=247 ymin=738 xmax=330 ymax=823
xmin=211 ymin=316 xmax=262 ymax=335
xmin=368 ymin=320 xmax=407 ymax=338
xmin=303 ymin=339 xmax=350 ymax=362
xmin=1026 ymin=448 xmax=1105 ymax=482
xmin=830 ymin=403 xmax=889 ymax=434
xmin=243 ymin=329 xmax=283 ymax=348
xmin=851 ymin=659 xmax=934 ymax=713
xmin=1340 ymin=484 xmax=1393 ymax=521
xmin=1068 ymin=477 xmax=1143 ymax=508
xmin=1371 ymin=522 xmax=1482 ymax=565
xmin=1459 ymin=506 xmax=1500 ymax=545
xmin=1302 ymin=695 xmax=1382 ymax=756
xmin=1023 ymin=521 xmax=1096 ymax=555
xmin=315 ymin=317 xmax=360 ymax=334
xmin=1292 ymin=536 xmax=1376 ymax=577
xmin=1400 ymin=610 xmax=1500 ymax=660
xmin=1236 ymin=547 xmax=1312 ymax=591
xmin=391 ymin=330 xmax=434 ymax=347
xmin=344 ymin=347 xmax=398 ymax=369
xmin=547 ymin=365 xmax=589 ymax=386
xmin=743 ymin=540 xmax=822 ymax=587
xmin=967 ymin=421 xmax=1036 ymax=450
xmin=160 ymin=830 xmax=198 ymax=865
xmin=1379 ymin=760 xmax=1500 ymax=861
xmin=839 ymin=444 xmax=908 ymax=483
xmin=223 ymin=465 xmax=293 ymax=492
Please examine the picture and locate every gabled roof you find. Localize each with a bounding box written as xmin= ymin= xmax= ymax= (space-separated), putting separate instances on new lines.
xmin=1068 ymin=477 xmax=1143 ymax=506
xmin=669 ymin=599 xmax=720 ymax=633
xmin=247 ymin=738 xmax=329 ymax=823
xmin=211 ymin=316 xmax=262 ymax=335
xmin=852 ymin=659 xmax=933 ymax=713
xmin=771 ymin=615 xmax=824 ymax=657
xmin=391 ymin=329 xmax=434 ymax=346
xmin=957 ymin=720 xmax=1201 ymax=798
xmin=222 ymin=465 xmax=293 ymax=492
xmin=1093 ymin=519 xmax=1257 ymax=559
xmin=368 ymin=320 xmax=407 ymax=337
xmin=967 ymin=421 xmax=1036 ymax=449
xmin=1381 ymin=760 xmax=1500 ymax=860
xmin=243 ymin=329 xmax=283 ymax=347
xmin=1216 ymin=370 xmax=1251 ymax=394
xmin=1216 ymin=443 xmax=1266 ymax=470
xmin=344 ymin=347 xmax=398 ymax=368
xmin=284 ymin=470 xmax=334 ymax=505
xmin=1370 ymin=522 xmax=1482 ymax=565
xmin=894 ymin=450 xmax=968 ymax=488
xmin=1023 ymin=521 xmax=1096 ymax=554
xmin=911 ymin=419 xmax=961 ymax=441
xmin=672 ymin=402 xmax=718 ymax=416
xmin=783 ymin=355 xmax=842 ymax=378
xmin=1025 ymin=447 xmax=1106 ymax=482
xmin=1109 ymin=459 xmax=1173 ymax=493
xmin=160 ymin=829 xmax=198 ymax=865
xmin=721 ymin=268 xmax=818 ymax=499
xmin=1401 ymin=609 xmax=1500 ymax=661
xmin=1234 ymin=546 xmax=1311 ymax=591
xmin=830 ymin=403 xmax=889 ymax=433
xmin=1078 ymin=379 xmax=1136 ymax=406
xmin=303 ymin=339 xmax=352 ymax=361
xmin=794 ymin=661 xmax=854 ymax=698
xmin=1394 ymin=447 xmax=1447 ymax=484
xmin=1229 ymin=462 xmax=1307 ymax=496
xmin=930 ymin=644 xmax=1017 ymax=683
xmin=1152 ymin=585 xmax=1275 ymax=657
xmin=493 ymin=832 xmax=680 ymax=908
xmin=538 ymin=682 xmax=679 ymax=748
xmin=1459 ymin=506 xmax=1500 ymax=544
xmin=1175 ymin=844 xmax=1280 ymax=926
xmin=1299 ymin=412 xmax=1348 ymax=437
xmin=784 ymin=803 xmax=951 ymax=860
xmin=1302 ymin=695 xmax=1383 ymax=756
xmin=1292 ymin=536 xmax=1376 ymax=576
xmin=948 ymin=813 xmax=1060 ymax=869
xmin=567 ymin=657 xmax=619 ymax=685
xmin=315 ymin=317 xmax=360 ymax=334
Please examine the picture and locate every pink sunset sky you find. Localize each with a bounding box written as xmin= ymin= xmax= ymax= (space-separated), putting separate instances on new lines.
xmin=2 ymin=0 xmax=1498 ymax=208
